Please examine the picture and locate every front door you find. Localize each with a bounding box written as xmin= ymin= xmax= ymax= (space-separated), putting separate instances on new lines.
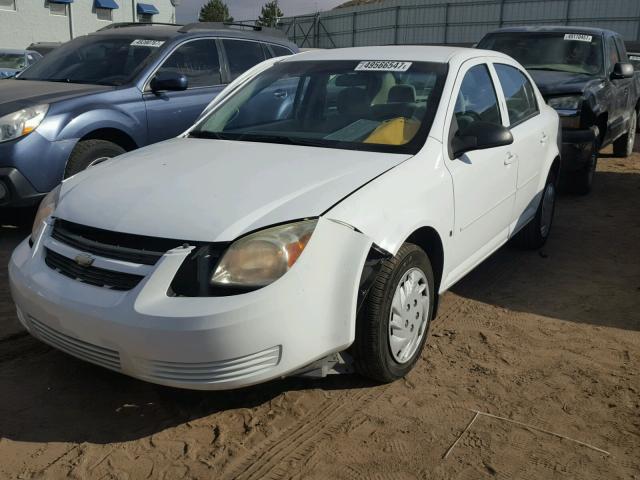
xmin=444 ymin=61 xmax=518 ymax=279
xmin=144 ymin=38 xmax=226 ymax=144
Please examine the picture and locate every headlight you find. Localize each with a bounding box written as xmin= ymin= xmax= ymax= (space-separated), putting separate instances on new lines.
xmin=0 ymin=104 xmax=49 ymax=143
xmin=31 ymin=184 xmax=61 ymax=243
xmin=211 ymin=219 xmax=318 ymax=287
xmin=547 ymin=95 xmax=582 ymax=111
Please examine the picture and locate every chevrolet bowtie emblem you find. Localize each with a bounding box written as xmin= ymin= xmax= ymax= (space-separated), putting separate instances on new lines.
xmin=74 ymin=253 xmax=95 ymax=267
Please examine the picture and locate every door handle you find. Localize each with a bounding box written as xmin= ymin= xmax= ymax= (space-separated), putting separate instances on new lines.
xmin=273 ymin=89 xmax=288 ymax=99
xmin=540 ymin=133 xmax=548 ymax=145
xmin=504 ymin=152 xmax=516 ymax=165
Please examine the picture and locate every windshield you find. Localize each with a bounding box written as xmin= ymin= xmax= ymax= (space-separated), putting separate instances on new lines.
xmin=18 ymin=35 xmax=167 ymax=85
xmin=479 ymin=33 xmax=603 ymax=75
xmin=0 ymin=53 xmax=25 ymax=70
xmin=191 ymin=60 xmax=447 ymax=154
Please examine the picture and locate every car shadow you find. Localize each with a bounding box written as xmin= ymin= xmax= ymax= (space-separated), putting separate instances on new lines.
xmin=451 ymin=168 xmax=640 ymax=333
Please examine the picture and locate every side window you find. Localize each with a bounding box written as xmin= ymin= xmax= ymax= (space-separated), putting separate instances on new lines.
xmin=271 ymin=44 xmax=294 ymax=57
xmin=222 ymin=39 xmax=266 ymax=80
xmin=494 ymin=64 xmax=539 ymax=126
xmin=607 ymin=37 xmax=620 ymax=72
xmin=155 ymin=40 xmax=221 ymax=88
xmin=454 ymin=64 xmax=502 ymax=132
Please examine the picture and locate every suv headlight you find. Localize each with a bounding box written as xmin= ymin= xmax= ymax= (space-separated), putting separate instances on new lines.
xmin=0 ymin=104 xmax=49 ymax=143
xmin=547 ymin=95 xmax=582 ymax=112
xmin=31 ymin=184 xmax=60 ymax=243
xmin=211 ymin=219 xmax=318 ymax=288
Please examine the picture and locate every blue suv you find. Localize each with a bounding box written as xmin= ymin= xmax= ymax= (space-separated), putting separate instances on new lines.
xmin=0 ymin=22 xmax=298 ymax=208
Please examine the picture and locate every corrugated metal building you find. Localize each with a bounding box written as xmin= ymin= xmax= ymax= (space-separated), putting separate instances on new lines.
xmin=0 ymin=0 xmax=176 ymax=50
xmin=277 ymin=0 xmax=640 ymax=48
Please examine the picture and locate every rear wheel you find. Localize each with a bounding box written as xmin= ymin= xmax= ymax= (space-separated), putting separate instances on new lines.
xmin=613 ymin=112 xmax=637 ymax=158
xmin=353 ymin=243 xmax=435 ymax=383
xmin=64 ymin=140 xmax=125 ymax=178
xmin=514 ymin=169 xmax=557 ymax=249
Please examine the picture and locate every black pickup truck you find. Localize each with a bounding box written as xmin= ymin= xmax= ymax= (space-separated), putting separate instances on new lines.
xmin=478 ymin=26 xmax=640 ymax=194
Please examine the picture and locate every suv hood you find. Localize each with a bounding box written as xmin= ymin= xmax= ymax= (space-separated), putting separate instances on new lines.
xmin=527 ymin=70 xmax=601 ymax=97
xmin=0 ymin=79 xmax=112 ymax=116
xmin=57 ymin=138 xmax=411 ymax=242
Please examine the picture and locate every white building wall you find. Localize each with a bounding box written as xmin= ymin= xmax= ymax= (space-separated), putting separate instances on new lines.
xmin=0 ymin=0 xmax=176 ymax=49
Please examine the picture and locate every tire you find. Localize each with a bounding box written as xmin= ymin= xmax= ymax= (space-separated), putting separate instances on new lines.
xmin=64 ymin=140 xmax=125 ymax=178
xmin=514 ymin=169 xmax=557 ymax=250
xmin=612 ymin=112 xmax=636 ymax=158
xmin=353 ymin=243 xmax=435 ymax=383
xmin=564 ymin=139 xmax=598 ymax=195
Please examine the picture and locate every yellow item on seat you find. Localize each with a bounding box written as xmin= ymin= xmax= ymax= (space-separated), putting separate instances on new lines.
xmin=364 ymin=117 xmax=421 ymax=145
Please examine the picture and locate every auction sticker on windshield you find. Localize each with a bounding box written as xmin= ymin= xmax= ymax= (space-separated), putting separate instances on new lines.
xmin=131 ymin=39 xmax=165 ymax=48
xmin=564 ymin=34 xmax=592 ymax=42
xmin=355 ymin=61 xmax=412 ymax=72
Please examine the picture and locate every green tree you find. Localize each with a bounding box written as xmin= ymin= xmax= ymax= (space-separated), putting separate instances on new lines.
xmin=256 ymin=1 xmax=283 ymax=28
xmin=199 ymin=0 xmax=233 ymax=23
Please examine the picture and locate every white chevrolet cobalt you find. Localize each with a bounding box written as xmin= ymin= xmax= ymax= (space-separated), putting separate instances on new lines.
xmin=10 ymin=47 xmax=560 ymax=390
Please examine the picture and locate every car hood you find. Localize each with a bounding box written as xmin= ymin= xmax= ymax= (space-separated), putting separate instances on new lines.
xmin=56 ymin=138 xmax=411 ymax=242
xmin=0 ymin=79 xmax=113 ymax=116
xmin=0 ymin=68 xmax=19 ymax=79
xmin=527 ymin=70 xmax=601 ymax=97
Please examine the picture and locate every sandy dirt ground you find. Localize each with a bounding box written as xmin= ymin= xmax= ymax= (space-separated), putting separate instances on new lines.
xmin=0 ymin=146 xmax=638 ymax=480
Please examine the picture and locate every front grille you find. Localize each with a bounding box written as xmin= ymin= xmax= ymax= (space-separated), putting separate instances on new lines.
xmin=51 ymin=219 xmax=186 ymax=265
xmin=45 ymin=248 xmax=144 ymax=291
xmin=29 ymin=316 xmax=121 ymax=371
xmin=137 ymin=346 xmax=281 ymax=384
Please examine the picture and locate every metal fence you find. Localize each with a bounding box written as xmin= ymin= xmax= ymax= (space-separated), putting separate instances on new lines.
xmin=271 ymin=0 xmax=640 ymax=48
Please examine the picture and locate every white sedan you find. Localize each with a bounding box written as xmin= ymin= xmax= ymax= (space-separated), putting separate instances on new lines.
xmin=9 ymin=46 xmax=560 ymax=390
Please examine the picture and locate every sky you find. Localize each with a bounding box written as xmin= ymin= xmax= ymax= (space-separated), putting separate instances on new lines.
xmin=176 ymin=0 xmax=346 ymax=24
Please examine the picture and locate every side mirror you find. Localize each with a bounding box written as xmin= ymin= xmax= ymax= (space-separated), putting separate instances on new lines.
xmin=150 ymin=72 xmax=188 ymax=92
xmin=451 ymin=121 xmax=513 ymax=158
xmin=611 ymin=62 xmax=634 ymax=79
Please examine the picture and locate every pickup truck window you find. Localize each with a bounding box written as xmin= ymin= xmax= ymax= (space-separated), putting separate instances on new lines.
xmin=494 ymin=64 xmax=538 ymax=126
xmin=155 ymin=39 xmax=222 ymax=88
xmin=17 ymin=35 xmax=164 ymax=85
xmin=478 ymin=33 xmax=603 ymax=76
xmin=454 ymin=64 xmax=502 ymax=130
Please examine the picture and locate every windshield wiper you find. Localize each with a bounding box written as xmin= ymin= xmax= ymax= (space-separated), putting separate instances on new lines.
xmin=189 ymin=130 xmax=328 ymax=148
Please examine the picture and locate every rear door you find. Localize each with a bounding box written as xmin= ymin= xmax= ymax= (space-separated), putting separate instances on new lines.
xmin=605 ymin=35 xmax=630 ymax=141
xmin=144 ymin=38 xmax=226 ymax=144
xmin=444 ymin=60 xmax=518 ymax=277
xmin=491 ymin=62 xmax=547 ymax=234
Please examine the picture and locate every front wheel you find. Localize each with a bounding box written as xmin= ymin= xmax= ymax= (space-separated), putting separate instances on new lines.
xmin=514 ymin=169 xmax=557 ymax=249
xmin=613 ymin=111 xmax=637 ymax=158
xmin=353 ymin=243 xmax=435 ymax=383
xmin=64 ymin=140 xmax=126 ymax=178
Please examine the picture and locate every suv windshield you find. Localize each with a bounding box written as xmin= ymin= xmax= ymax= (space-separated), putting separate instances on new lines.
xmin=191 ymin=60 xmax=447 ymax=154
xmin=479 ymin=33 xmax=603 ymax=75
xmin=18 ymin=35 xmax=167 ymax=85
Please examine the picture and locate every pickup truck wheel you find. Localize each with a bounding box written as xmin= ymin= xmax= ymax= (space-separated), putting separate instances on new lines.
xmin=353 ymin=243 xmax=434 ymax=383
xmin=514 ymin=170 xmax=556 ymax=249
xmin=565 ymin=139 xmax=598 ymax=195
xmin=64 ymin=140 xmax=125 ymax=178
xmin=613 ymin=112 xmax=636 ymax=158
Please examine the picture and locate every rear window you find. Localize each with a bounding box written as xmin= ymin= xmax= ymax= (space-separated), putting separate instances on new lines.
xmin=222 ymin=39 xmax=266 ymax=80
xmin=271 ymin=44 xmax=293 ymax=57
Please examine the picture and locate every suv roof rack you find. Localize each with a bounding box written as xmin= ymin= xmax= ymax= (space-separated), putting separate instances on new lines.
xmin=178 ymin=22 xmax=286 ymax=38
xmin=98 ymin=22 xmax=181 ymax=32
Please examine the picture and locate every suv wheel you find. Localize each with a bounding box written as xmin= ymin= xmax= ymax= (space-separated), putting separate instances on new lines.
xmin=65 ymin=140 xmax=126 ymax=178
xmin=353 ymin=243 xmax=435 ymax=383
xmin=613 ymin=112 xmax=637 ymax=158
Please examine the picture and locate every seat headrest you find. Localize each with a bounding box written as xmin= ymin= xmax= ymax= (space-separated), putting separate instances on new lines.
xmin=388 ymin=84 xmax=416 ymax=103
xmin=337 ymin=87 xmax=369 ymax=116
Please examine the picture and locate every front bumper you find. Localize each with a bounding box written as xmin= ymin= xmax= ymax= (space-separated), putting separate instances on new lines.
xmin=0 ymin=167 xmax=44 ymax=207
xmin=9 ymin=218 xmax=372 ymax=390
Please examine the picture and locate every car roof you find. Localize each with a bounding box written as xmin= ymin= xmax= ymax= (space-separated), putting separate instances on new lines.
xmin=282 ymin=45 xmax=512 ymax=64
xmin=0 ymin=48 xmax=29 ymax=55
xmin=485 ymin=25 xmax=617 ymax=36
xmin=90 ymin=23 xmax=296 ymax=47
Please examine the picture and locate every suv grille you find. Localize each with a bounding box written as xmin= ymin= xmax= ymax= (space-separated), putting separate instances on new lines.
xmin=45 ymin=248 xmax=144 ymax=291
xmin=51 ymin=219 xmax=186 ymax=265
